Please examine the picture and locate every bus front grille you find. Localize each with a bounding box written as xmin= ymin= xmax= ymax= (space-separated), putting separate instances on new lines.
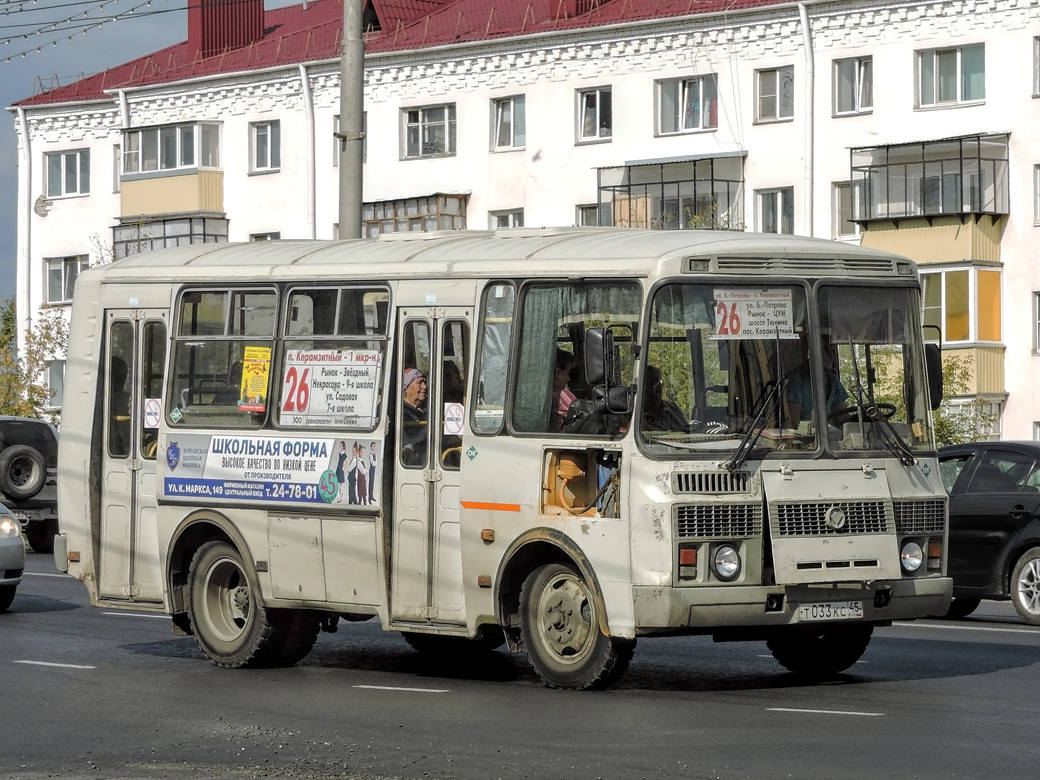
xmin=675 ymin=503 xmax=762 ymax=538
xmin=774 ymin=501 xmax=888 ymax=536
xmin=673 ymin=471 xmax=751 ymax=494
xmin=893 ymin=499 xmax=946 ymax=534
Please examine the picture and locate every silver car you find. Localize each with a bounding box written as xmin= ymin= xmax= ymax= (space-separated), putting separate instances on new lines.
xmin=0 ymin=504 xmax=25 ymax=612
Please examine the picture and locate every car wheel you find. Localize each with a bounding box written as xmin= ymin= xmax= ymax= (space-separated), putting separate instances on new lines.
xmin=519 ymin=562 xmax=634 ymax=690
xmin=0 ymin=445 xmax=47 ymax=500
xmin=1010 ymin=547 xmax=1040 ymax=626
xmin=945 ymin=597 xmax=981 ymax=619
xmin=0 ymin=585 xmax=16 ymax=612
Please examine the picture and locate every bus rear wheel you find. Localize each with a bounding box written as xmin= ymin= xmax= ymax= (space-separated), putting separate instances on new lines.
xmin=187 ymin=540 xmax=317 ymax=668
xmin=767 ymin=624 xmax=873 ymax=677
xmin=519 ymin=562 xmax=633 ymax=690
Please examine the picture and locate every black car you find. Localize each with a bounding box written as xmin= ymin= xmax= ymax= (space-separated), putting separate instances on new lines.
xmin=939 ymin=441 xmax=1040 ymax=623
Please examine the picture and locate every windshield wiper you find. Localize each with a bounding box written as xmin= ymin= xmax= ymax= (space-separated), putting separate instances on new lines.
xmin=844 ymin=339 xmax=916 ymax=467
xmin=726 ymin=378 xmax=784 ymax=472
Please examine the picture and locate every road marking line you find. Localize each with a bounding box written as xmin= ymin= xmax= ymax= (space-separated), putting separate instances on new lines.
xmin=102 ymin=612 xmax=169 ymax=619
xmin=767 ymin=707 xmax=882 ymax=717
xmin=15 ymin=660 xmax=96 ymax=669
xmin=354 ymin=684 xmax=449 ymax=693
xmin=896 ymin=622 xmax=1038 ymax=635
xmin=23 ymin=572 xmax=70 ymax=578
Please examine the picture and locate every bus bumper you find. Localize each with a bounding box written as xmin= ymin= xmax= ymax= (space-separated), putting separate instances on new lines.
xmin=631 ymin=577 xmax=952 ymax=633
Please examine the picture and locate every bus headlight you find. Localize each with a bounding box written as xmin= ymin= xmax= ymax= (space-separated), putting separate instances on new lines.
xmin=711 ymin=544 xmax=741 ymax=582
xmin=900 ymin=541 xmax=924 ymax=574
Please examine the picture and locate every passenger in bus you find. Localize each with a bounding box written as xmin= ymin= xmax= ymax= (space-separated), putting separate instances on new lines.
xmin=402 ymin=368 xmax=428 ymax=464
xmin=551 ymin=349 xmax=577 ymax=432
xmin=784 ymin=337 xmax=848 ymax=424
xmin=641 ymin=365 xmax=688 ymax=431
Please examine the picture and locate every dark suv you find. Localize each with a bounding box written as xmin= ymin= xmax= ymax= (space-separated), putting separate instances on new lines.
xmin=0 ymin=417 xmax=59 ymax=554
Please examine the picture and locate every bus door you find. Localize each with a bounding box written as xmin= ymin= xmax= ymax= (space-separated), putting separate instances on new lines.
xmin=98 ymin=310 xmax=168 ymax=602
xmin=391 ymin=310 xmax=471 ymax=626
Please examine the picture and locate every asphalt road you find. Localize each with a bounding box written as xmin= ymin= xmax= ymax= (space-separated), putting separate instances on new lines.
xmin=4 ymin=549 xmax=1040 ymax=780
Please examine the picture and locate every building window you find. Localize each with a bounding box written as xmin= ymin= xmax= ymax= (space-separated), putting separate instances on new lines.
xmin=757 ymin=188 xmax=794 ymax=234
xmin=122 ymin=122 xmax=220 ymax=176
xmin=1034 ymin=292 xmax=1040 ymax=352
xmin=362 ymin=193 xmax=468 ymax=237
xmin=493 ymin=95 xmax=526 ymax=149
xmin=833 ymin=181 xmax=859 ymax=239
xmin=333 ymin=113 xmax=367 ymax=166
xmin=834 ymin=57 xmax=872 ymax=115
xmin=922 ymin=266 xmax=1001 ymax=345
xmin=403 ymin=104 xmax=456 ymax=159
xmin=47 ymin=360 xmax=65 ymax=409
xmin=756 ymin=66 xmax=794 ymax=122
xmin=1034 ymin=37 xmax=1040 ymax=96
xmin=45 ymin=150 xmax=90 ymax=197
xmin=577 ymin=204 xmax=599 ymax=226
xmin=112 ymin=145 xmax=121 ymax=193
xmin=112 ymin=217 xmax=228 ymax=260
xmin=1034 ymin=421 xmax=1040 ymax=441
xmin=490 ymin=210 xmax=524 ymax=230
xmin=578 ymin=87 xmax=612 ymax=142
xmin=917 ymin=44 xmax=985 ymax=107
xmin=46 ymin=255 xmax=89 ymax=304
xmin=1034 ymin=164 xmax=1040 ymax=225
xmin=251 ymin=121 xmax=280 ymax=172
xmin=250 ymin=232 xmax=281 ymax=241
xmin=657 ymin=75 xmax=718 ymax=134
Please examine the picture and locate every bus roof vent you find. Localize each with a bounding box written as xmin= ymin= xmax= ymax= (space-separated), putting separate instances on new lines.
xmin=714 ymin=256 xmax=897 ymax=276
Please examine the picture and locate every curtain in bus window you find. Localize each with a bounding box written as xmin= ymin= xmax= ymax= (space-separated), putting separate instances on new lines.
xmin=824 ymin=287 xmax=909 ymax=344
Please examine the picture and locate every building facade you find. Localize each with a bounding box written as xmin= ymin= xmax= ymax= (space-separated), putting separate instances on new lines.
xmin=9 ymin=0 xmax=1040 ymax=437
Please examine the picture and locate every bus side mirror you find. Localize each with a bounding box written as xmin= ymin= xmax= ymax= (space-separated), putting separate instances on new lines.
xmin=925 ymin=343 xmax=943 ymax=411
xmin=584 ymin=327 xmax=613 ymax=386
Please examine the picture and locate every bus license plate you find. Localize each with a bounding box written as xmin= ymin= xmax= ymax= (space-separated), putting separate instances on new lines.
xmin=797 ymin=601 xmax=864 ymax=622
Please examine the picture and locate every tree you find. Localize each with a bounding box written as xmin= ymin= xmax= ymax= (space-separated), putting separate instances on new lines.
xmin=0 ymin=297 xmax=70 ymax=423
xmin=932 ymin=353 xmax=997 ymax=447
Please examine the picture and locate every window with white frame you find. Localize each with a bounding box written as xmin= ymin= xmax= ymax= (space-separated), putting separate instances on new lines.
xmin=45 ymin=149 xmax=90 ymax=197
xmin=46 ymin=255 xmax=89 ymax=304
xmin=578 ymin=87 xmax=612 ymax=141
xmin=47 ymin=360 xmax=65 ymax=409
xmin=917 ymin=44 xmax=985 ymax=107
xmin=1034 ymin=37 xmax=1040 ymax=96
xmin=756 ymin=66 xmax=794 ymax=122
xmin=250 ymin=232 xmax=281 ymax=241
xmin=1034 ymin=164 xmax=1040 ymax=225
xmin=1034 ymin=291 xmax=1040 ymax=352
xmin=657 ymin=75 xmax=718 ymax=134
xmin=492 ymin=95 xmax=526 ymax=149
xmin=251 ymin=120 xmax=281 ymax=172
xmin=1034 ymin=421 xmax=1040 ymax=441
xmin=833 ymin=181 xmax=859 ymax=239
xmin=490 ymin=210 xmax=524 ymax=230
xmin=834 ymin=56 xmax=872 ymax=115
xmin=921 ymin=266 xmax=1001 ymax=344
xmin=122 ymin=122 xmax=220 ymax=175
xmin=403 ymin=104 xmax=456 ymax=158
xmin=333 ymin=113 xmax=367 ymax=166
xmin=577 ymin=204 xmax=599 ymax=226
xmin=757 ymin=188 xmax=794 ymax=234
xmin=112 ymin=144 xmax=121 ymax=193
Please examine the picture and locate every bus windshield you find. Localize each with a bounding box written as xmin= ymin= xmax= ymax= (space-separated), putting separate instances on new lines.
xmin=640 ymin=282 xmax=935 ymax=456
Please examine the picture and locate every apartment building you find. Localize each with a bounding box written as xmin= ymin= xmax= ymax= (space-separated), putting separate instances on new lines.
xmin=8 ymin=0 xmax=1039 ymax=436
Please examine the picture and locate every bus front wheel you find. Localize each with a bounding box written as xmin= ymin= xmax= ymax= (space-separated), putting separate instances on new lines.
xmin=766 ymin=624 xmax=873 ymax=677
xmin=188 ymin=540 xmax=318 ymax=668
xmin=519 ymin=562 xmax=633 ymax=690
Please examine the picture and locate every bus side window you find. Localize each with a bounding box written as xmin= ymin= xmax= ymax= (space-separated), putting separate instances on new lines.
xmin=400 ymin=321 xmax=430 ymax=467
xmin=440 ymin=320 xmax=468 ymax=470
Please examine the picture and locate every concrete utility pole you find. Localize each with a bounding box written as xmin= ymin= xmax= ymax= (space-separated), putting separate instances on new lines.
xmin=337 ymin=0 xmax=364 ymax=239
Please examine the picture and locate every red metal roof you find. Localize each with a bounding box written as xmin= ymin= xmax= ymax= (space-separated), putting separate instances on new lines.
xmin=14 ymin=0 xmax=789 ymax=107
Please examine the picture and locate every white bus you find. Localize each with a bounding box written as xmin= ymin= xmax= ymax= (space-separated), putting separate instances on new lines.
xmin=56 ymin=228 xmax=951 ymax=689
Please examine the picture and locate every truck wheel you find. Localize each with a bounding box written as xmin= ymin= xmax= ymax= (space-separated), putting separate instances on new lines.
xmin=188 ymin=540 xmax=290 ymax=668
xmin=25 ymin=517 xmax=57 ymax=554
xmin=1010 ymin=547 xmax=1040 ymax=626
xmin=767 ymin=624 xmax=873 ymax=677
xmin=0 ymin=445 xmax=46 ymax=500
xmin=519 ymin=562 xmax=633 ymax=690
xmin=0 ymin=585 xmax=15 ymax=612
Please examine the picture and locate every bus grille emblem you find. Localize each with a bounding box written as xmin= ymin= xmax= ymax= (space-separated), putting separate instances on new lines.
xmin=825 ymin=506 xmax=847 ymax=530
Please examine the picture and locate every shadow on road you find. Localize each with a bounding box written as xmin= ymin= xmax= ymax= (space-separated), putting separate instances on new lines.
xmin=7 ymin=592 xmax=81 ymax=614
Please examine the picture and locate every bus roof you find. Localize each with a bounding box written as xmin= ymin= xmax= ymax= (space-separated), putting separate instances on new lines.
xmin=86 ymin=228 xmax=912 ymax=285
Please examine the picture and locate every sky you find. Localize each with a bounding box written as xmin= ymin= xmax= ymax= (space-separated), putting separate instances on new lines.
xmin=0 ymin=0 xmax=299 ymax=301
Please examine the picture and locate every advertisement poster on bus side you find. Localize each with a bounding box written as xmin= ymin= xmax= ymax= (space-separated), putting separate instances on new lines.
xmin=162 ymin=433 xmax=381 ymax=507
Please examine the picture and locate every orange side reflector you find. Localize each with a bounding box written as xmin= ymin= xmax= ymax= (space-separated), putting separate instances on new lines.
xmin=480 ymin=529 xmax=495 ymax=542
xmin=679 ymin=548 xmax=697 ymax=566
xmin=68 ymin=551 xmax=80 ymax=562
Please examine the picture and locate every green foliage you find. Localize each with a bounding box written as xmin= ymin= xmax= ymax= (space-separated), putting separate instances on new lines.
xmin=932 ymin=353 xmax=997 ymax=447
xmin=0 ymin=298 xmax=69 ymax=423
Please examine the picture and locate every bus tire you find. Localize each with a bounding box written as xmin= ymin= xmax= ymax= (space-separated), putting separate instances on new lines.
xmin=0 ymin=445 xmax=47 ymax=500
xmin=188 ymin=540 xmax=290 ymax=668
xmin=766 ymin=624 xmax=873 ymax=677
xmin=25 ymin=518 xmax=57 ymax=554
xmin=519 ymin=562 xmax=633 ymax=690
